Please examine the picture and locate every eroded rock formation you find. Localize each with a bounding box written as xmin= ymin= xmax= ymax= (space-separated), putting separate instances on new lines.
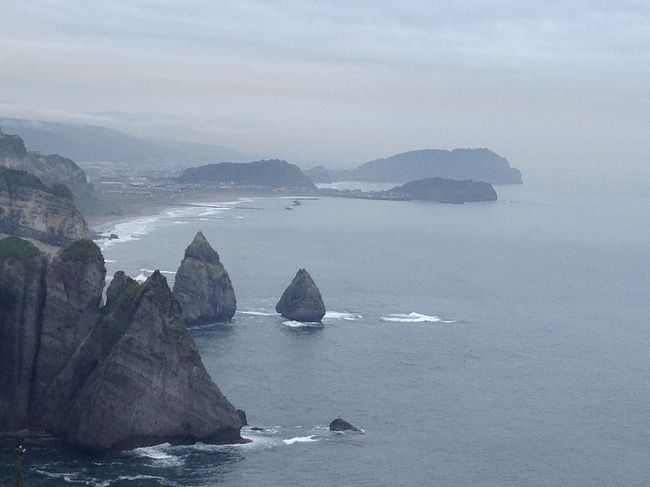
xmin=0 ymin=237 xmax=244 ymax=450
xmin=173 ymin=231 xmax=236 ymax=325
xmin=276 ymin=269 xmax=326 ymax=322
xmin=0 ymin=167 xmax=92 ymax=245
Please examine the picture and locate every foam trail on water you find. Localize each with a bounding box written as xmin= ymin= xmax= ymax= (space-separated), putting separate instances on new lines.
xmin=134 ymin=273 xmax=148 ymax=283
xmin=324 ymin=311 xmax=362 ymax=321
xmin=381 ymin=312 xmax=456 ymax=323
xmin=283 ymin=435 xmax=319 ymax=445
xmin=283 ymin=321 xmax=322 ymax=328
xmin=240 ymin=310 xmax=276 ymax=317
xmin=140 ymin=268 xmax=176 ymax=275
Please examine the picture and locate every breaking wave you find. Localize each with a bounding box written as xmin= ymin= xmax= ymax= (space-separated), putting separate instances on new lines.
xmin=380 ymin=312 xmax=456 ymax=323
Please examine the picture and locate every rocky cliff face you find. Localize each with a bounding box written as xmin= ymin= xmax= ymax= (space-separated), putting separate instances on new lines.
xmin=0 ymin=167 xmax=92 ymax=246
xmin=0 ymin=238 xmax=48 ymax=432
xmin=173 ymin=231 xmax=236 ymax=325
xmin=0 ymin=129 xmax=94 ymax=201
xmin=66 ymin=271 xmax=242 ymax=450
xmin=31 ymin=241 xmax=107 ymax=421
xmin=0 ymin=237 xmax=244 ymax=450
xmin=276 ymin=269 xmax=326 ymax=322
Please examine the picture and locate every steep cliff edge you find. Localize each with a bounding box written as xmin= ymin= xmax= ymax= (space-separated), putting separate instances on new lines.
xmin=0 ymin=167 xmax=92 ymax=246
xmin=173 ymin=231 xmax=236 ymax=325
xmin=0 ymin=129 xmax=94 ymax=201
xmin=0 ymin=238 xmax=48 ymax=432
xmin=66 ymin=271 xmax=243 ymax=450
xmin=0 ymin=237 xmax=244 ymax=450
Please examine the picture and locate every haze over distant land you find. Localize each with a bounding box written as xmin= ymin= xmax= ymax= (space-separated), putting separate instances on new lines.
xmin=0 ymin=118 xmax=245 ymax=166
xmin=0 ymin=2 xmax=648 ymax=188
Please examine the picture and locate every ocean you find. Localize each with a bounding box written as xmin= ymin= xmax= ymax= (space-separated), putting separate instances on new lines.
xmin=1 ymin=182 xmax=649 ymax=486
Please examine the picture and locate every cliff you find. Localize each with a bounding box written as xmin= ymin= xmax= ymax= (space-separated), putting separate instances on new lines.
xmin=0 ymin=129 xmax=94 ymax=201
xmin=178 ymin=159 xmax=316 ymax=189
xmin=0 ymin=167 xmax=92 ymax=246
xmin=0 ymin=237 xmax=244 ymax=450
xmin=173 ymin=232 xmax=236 ymax=325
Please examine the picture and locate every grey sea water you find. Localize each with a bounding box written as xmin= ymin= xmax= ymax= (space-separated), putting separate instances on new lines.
xmin=1 ymin=182 xmax=649 ymax=486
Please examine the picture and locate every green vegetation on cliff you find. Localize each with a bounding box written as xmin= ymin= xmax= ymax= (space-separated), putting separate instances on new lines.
xmin=59 ymin=239 xmax=103 ymax=263
xmin=0 ymin=167 xmax=73 ymax=200
xmin=0 ymin=236 xmax=41 ymax=262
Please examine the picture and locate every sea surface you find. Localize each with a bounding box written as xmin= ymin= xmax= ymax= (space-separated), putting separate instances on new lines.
xmin=1 ymin=182 xmax=649 ymax=486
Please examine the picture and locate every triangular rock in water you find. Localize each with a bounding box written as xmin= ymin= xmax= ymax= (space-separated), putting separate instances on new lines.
xmin=275 ymin=269 xmax=326 ymax=322
xmin=65 ymin=271 xmax=243 ymax=450
xmin=173 ymin=231 xmax=236 ymax=325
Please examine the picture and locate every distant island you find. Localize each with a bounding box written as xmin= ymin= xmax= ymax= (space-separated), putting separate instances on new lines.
xmin=307 ymin=148 xmax=522 ymax=185
xmin=319 ymin=177 xmax=497 ymax=204
xmin=178 ymin=159 xmax=317 ymax=190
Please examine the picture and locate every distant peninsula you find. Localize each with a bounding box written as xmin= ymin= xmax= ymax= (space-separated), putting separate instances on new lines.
xmin=178 ymin=159 xmax=316 ymax=190
xmin=307 ymin=148 xmax=522 ymax=185
xmin=319 ymin=177 xmax=497 ymax=204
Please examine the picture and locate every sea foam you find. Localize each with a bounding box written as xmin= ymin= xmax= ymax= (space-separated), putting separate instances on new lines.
xmin=380 ymin=312 xmax=455 ymax=323
xmin=324 ymin=311 xmax=363 ymax=321
xmin=239 ymin=310 xmax=276 ymax=317
xmin=283 ymin=321 xmax=322 ymax=328
xmin=282 ymin=435 xmax=319 ymax=445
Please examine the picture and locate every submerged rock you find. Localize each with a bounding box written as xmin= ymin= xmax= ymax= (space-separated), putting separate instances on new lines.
xmin=275 ymin=269 xmax=326 ymax=322
xmin=329 ymin=418 xmax=361 ymax=432
xmin=173 ymin=231 xmax=236 ymax=325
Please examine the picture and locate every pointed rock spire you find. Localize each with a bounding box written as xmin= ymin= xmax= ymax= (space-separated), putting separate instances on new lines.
xmin=173 ymin=232 xmax=236 ymax=325
xmin=276 ymin=269 xmax=326 ymax=322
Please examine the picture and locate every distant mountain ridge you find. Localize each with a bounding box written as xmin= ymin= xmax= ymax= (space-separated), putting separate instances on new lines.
xmin=307 ymin=148 xmax=522 ymax=185
xmin=0 ymin=118 xmax=244 ymax=166
xmin=179 ymin=159 xmax=316 ymax=189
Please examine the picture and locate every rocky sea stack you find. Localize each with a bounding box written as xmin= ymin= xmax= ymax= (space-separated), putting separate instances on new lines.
xmin=173 ymin=231 xmax=236 ymax=325
xmin=0 ymin=237 xmax=244 ymax=451
xmin=276 ymin=269 xmax=326 ymax=322
xmin=329 ymin=418 xmax=361 ymax=432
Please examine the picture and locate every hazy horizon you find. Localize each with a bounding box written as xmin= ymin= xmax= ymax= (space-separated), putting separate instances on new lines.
xmin=1 ymin=1 xmax=648 ymax=186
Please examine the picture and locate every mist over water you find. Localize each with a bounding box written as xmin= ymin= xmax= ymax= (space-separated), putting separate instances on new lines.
xmin=2 ymin=182 xmax=649 ymax=485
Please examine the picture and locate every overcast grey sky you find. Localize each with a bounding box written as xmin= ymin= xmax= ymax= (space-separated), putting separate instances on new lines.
xmin=1 ymin=1 xmax=648 ymax=181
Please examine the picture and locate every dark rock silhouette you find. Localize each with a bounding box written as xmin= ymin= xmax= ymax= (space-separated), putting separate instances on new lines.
xmin=0 ymin=237 xmax=244 ymax=450
xmin=173 ymin=231 xmax=236 ymax=325
xmin=276 ymin=269 xmax=326 ymax=322
xmin=329 ymin=418 xmax=361 ymax=432
xmin=178 ymin=159 xmax=316 ymax=189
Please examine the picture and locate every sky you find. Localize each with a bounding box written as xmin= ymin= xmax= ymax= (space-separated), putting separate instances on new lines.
xmin=0 ymin=1 xmax=648 ymax=183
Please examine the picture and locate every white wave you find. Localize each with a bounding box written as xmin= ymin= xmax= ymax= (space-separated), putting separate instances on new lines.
xmin=117 ymin=475 xmax=166 ymax=481
xmin=131 ymin=443 xmax=184 ymax=467
xmin=140 ymin=268 xmax=176 ymax=275
xmin=236 ymin=216 xmax=244 ymax=219
xmin=171 ymin=220 xmax=189 ymax=224
xmin=380 ymin=312 xmax=456 ymax=323
xmin=283 ymin=320 xmax=322 ymax=328
xmin=283 ymin=435 xmax=319 ymax=445
xmin=34 ymin=468 xmax=112 ymax=486
xmin=104 ymin=259 xmax=117 ymax=263
xmin=239 ymin=310 xmax=275 ymax=317
xmin=98 ymin=215 xmax=162 ymax=250
xmin=134 ymin=273 xmax=148 ymax=283
xmin=324 ymin=311 xmax=362 ymax=321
